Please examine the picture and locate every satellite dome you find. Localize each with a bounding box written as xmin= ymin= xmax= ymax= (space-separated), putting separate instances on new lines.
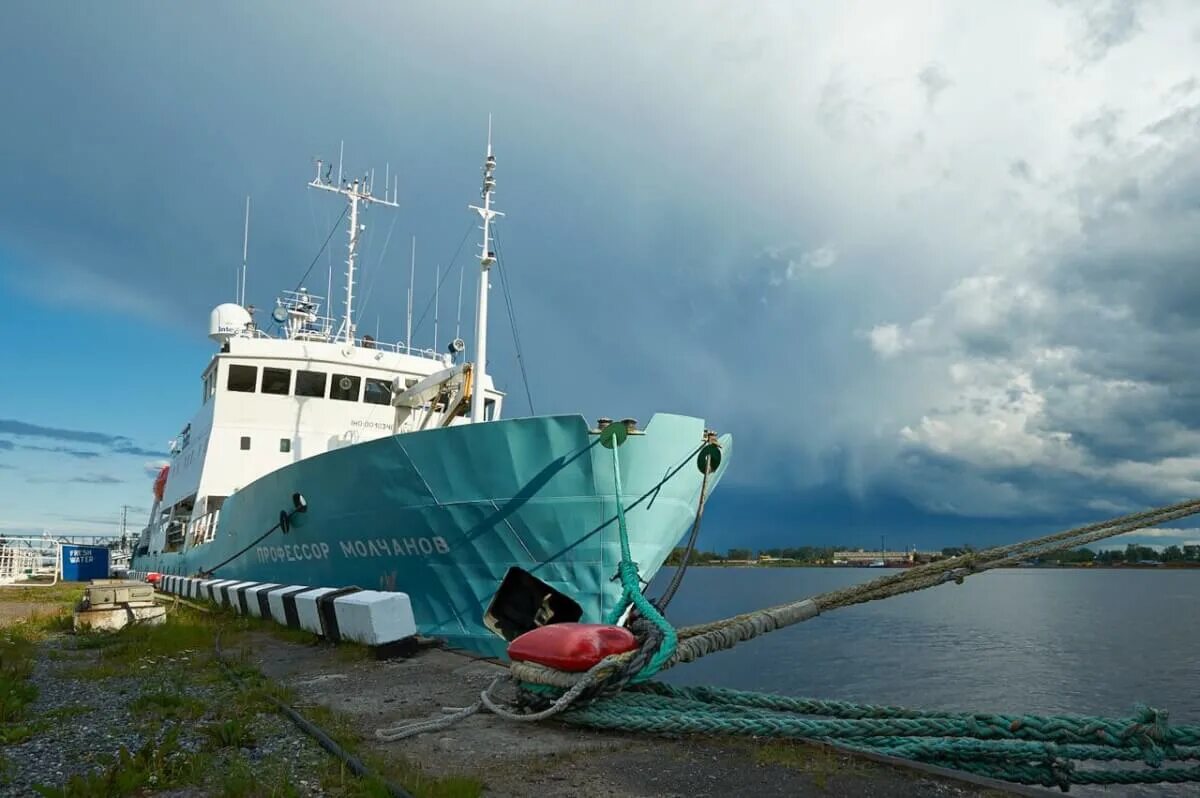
xmin=209 ymin=304 xmax=253 ymax=344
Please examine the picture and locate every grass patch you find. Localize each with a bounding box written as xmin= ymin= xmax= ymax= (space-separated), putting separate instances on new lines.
xmin=64 ymin=607 xmax=216 ymax=681
xmin=301 ymin=704 xmax=483 ymax=798
xmin=0 ymin=583 xmax=85 ymax=607
xmin=752 ymin=740 xmax=872 ymax=789
xmin=201 ymin=717 xmax=256 ymax=750
xmin=218 ymin=754 xmax=302 ymax=798
xmin=130 ymin=690 xmax=206 ymax=721
xmin=0 ymin=627 xmax=39 ymax=723
xmin=33 ymin=728 xmax=211 ymax=797
xmin=16 ymin=604 xmax=481 ymax=798
xmin=230 ymin=613 xmax=322 ymax=647
xmin=0 ymin=720 xmax=46 ymax=744
xmin=43 ymin=704 xmax=91 ymax=721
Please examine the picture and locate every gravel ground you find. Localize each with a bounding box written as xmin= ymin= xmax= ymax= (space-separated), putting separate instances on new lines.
xmin=2 ymin=633 xmax=333 ymax=797
xmin=249 ymin=635 xmax=1045 ymax=798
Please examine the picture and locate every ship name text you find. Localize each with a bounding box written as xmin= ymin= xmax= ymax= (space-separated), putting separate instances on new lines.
xmin=254 ymin=536 xmax=449 ymax=564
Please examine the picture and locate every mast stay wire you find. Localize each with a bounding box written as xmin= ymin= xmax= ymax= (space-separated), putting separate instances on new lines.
xmin=492 ymin=226 xmax=535 ymax=416
xmin=266 ymin=205 xmax=348 ymax=335
xmin=409 ymin=220 xmax=476 ymax=342
xmin=357 ymin=209 xmax=400 ymax=322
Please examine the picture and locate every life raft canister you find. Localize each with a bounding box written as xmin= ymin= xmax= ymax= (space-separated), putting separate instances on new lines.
xmin=152 ymin=465 xmax=169 ymax=503
xmin=146 ymin=572 xmax=161 ymax=584
xmin=507 ymin=622 xmax=638 ymax=672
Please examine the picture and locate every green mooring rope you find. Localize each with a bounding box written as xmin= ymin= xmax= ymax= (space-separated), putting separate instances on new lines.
xmin=558 ymin=684 xmax=1200 ymax=791
xmin=600 ymin=434 xmax=677 ymax=680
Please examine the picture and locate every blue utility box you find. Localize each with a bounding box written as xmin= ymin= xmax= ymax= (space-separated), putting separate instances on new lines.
xmin=61 ymin=545 xmax=110 ymax=582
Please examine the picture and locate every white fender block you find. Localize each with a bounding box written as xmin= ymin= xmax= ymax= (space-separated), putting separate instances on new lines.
xmin=329 ymin=590 xmax=416 ymax=646
xmin=242 ymin=583 xmax=282 ymax=618
xmin=198 ymin=579 xmax=224 ymax=601
xmin=220 ymin=581 xmax=259 ymax=609
xmin=148 ymin=576 xmax=416 ymax=651
xmin=292 ymin=587 xmax=339 ymax=635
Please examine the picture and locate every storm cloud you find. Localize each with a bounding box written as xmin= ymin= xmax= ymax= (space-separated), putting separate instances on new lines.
xmin=2 ymin=2 xmax=1199 ymax=545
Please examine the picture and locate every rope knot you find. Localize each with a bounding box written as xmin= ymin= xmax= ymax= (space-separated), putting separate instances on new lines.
xmin=1127 ymin=704 xmax=1170 ymax=765
xmin=1048 ymin=756 xmax=1074 ymax=792
xmin=1132 ymin=704 xmax=1168 ymax=738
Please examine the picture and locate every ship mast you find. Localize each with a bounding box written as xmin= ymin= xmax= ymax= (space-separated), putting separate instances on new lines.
xmin=468 ymin=117 xmax=504 ymax=422
xmin=309 ymin=153 xmax=399 ymax=344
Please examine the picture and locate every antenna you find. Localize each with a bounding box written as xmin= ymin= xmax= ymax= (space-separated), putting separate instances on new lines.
xmin=309 ymin=148 xmax=399 ymax=343
xmin=406 ymin=236 xmax=416 ymax=354
xmin=240 ymin=195 xmax=251 ymax=306
xmin=455 ymin=263 xmax=465 ymax=340
xmin=433 ymin=262 xmax=440 ymax=353
xmin=468 ymin=114 xmax=504 ymax=423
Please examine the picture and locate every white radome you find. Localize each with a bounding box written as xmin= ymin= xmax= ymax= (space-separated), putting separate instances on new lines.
xmin=208 ymin=303 xmax=253 ymax=344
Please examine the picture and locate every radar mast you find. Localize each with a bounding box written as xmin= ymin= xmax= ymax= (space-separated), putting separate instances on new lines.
xmin=468 ymin=116 xmax=504 ymax=422
xmin=308 ymin=148 xmax=399 ymax=344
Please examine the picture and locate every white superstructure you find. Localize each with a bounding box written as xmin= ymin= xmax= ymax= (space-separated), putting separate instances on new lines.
xmin=141 ymin=138 xmax=505 ymax=557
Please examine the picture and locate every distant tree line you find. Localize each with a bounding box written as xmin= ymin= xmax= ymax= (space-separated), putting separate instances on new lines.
xmin=664 ymin=546 xmax=867 ymax=565
xmin=664 ymin=543 xmax=1200 ymax=566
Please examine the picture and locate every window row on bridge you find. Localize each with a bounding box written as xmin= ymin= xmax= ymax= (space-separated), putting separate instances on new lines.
xmin=224 ymin=364 xmax=398 ymax=405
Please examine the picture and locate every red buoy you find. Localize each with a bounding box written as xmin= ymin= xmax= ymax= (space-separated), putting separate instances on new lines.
xmin=507 ymin=622 xmax=638 ymax=672
xmin=146 ymin=572 xmax=161 ymax=584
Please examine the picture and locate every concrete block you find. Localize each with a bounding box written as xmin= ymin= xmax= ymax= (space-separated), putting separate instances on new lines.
xmin=242 ymin=583 xmax=281 ymax=618
xmin=206 ymin=579 xmax=239 ymax=604
xmin=267 ymin=585 xmax=312 ymax=627
xmin=331 ymin=591 xmax=416 ymax=646
xmin=293 ymin=588 xmax=338 ymax=635
xmin=222 ymin=582 xmax=258 ymax=612
xmin=198 ymin=579 xmax=223 ymax=601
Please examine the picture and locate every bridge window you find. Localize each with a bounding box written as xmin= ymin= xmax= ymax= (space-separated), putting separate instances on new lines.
xmin=227 ymin=365 xmax=257 ymax=392
xmin=364 ymin=378 xmax=392 ymax=405
xmin=331 ymin=373 xmax=361 ymax=402
xmin=262 ymin=367 xmax=291 ymax=395
xmin=296 ymin=370 xmax=327 ymax=398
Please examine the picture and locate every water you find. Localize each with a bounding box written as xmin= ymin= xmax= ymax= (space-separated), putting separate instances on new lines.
xmin=651 ymin=566 xmax=1200 ymax=723
xmin=644 ymin=567 xmax=1199 ymax=793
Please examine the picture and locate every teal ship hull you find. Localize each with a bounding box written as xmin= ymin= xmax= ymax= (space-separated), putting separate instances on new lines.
xmin=133 ymin=413 xmax=731 ymax=656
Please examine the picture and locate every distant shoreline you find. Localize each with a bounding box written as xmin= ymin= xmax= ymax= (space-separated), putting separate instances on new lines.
xmin=672 ymin=561 xmax=1200 ymax=570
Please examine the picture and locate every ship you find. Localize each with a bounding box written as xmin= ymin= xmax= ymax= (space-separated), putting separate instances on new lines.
xmin=131 ymin=131 xmax=732 ymax=656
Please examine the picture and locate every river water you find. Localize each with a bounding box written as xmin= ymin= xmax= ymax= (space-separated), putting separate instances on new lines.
xmin=647 ymin=567 xmax=1198 ymax=793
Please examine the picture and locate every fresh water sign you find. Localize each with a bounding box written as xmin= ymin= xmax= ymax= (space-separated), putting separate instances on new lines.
xmin=61 ymin=545 xmax=110 ymax=581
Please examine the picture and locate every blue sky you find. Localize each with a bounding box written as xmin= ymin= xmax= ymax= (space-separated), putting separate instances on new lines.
xmin=2 ymin=2 xmax=1199 ymax=553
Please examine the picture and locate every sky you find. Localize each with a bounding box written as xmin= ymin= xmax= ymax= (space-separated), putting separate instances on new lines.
xmin=1 ymin=1 xmax=1199 ymax=553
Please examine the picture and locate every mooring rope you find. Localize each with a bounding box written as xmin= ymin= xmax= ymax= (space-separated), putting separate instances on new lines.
xmin=374 ymin=434 xmax=1200 ymax=792
xmin=558 ymin=687 xmax=1200 ymax=791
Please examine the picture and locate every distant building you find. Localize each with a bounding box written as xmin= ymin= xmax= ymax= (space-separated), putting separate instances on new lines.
xmin=832 ymin=550 xmax=927 ymax=565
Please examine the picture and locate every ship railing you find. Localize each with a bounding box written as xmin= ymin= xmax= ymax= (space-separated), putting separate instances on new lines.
xmin=351 ymin=336 xmax=445 ymax=360
xmin=286 ymin=313 xmax=338 ymax=342
xmin=188 ymin=510 xmax=221 ymax=547
xmin=0 ymin=537 xmax=61 ymax=587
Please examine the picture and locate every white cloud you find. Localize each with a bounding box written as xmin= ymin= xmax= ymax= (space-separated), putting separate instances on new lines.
xmin=868 ymin=324 xmax=909 ymax=358
xmin=1113 ymin=527 xmax=1200 ymax=539
xmin=800 ymin=245 xmax=838 ymax=271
